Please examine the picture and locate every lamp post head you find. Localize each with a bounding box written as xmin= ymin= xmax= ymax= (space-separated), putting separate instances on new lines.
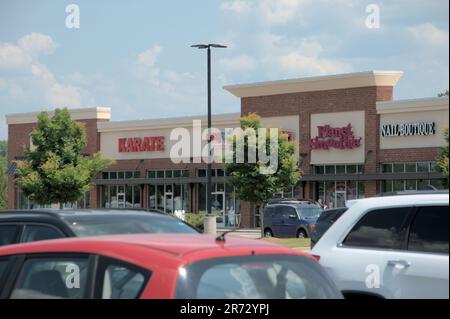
xmin=191 ymin=44 xmax=227 ymax=49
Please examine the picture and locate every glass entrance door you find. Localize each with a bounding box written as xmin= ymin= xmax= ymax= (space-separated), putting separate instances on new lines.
xmin=117 ymin=185 xmax=126 ymax=208
xmin=335 ymin=191 xmax=346 ymax=208
xmin=212 ymin=192 xmax=225 ymax=227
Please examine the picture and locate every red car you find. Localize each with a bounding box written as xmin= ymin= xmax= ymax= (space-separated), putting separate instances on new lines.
xmin=0 ymin=234 xmax=342 ymax=299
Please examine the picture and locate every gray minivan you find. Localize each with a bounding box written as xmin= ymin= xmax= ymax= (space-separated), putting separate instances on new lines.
xmin=263 ymin=202 xmax=323 ymax=238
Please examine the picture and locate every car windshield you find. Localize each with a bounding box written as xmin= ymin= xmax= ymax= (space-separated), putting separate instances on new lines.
xmin=176 ymin=255 xmax=341 ymax=299
xmin=298 ymin=208 xmax=322 ymax=218
xmin=63 ymin=214 xmax=198 ymax=236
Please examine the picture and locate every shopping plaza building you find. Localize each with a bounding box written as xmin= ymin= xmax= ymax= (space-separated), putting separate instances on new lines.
xmin=5 ymin=71 xmax=449 ymax=228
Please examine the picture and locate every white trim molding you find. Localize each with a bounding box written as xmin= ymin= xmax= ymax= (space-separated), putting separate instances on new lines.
xmin=6 ymin=107 xmax=111 ymax=125
xmin=377 ymin=97 xmax=449 ymax=114
xmin=223 ymin=71 xmax=403 ymax=98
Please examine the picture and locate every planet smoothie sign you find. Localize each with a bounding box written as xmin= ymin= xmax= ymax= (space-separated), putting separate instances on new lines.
xmin=310 ymin=124 xmax=362 ymax=150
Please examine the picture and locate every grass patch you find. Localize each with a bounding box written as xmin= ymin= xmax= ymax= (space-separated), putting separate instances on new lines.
xmin=262 ymin=237 xmax=311 ymax=249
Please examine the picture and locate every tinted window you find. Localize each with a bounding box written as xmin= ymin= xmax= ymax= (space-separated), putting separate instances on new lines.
xmin=22 ymin=225 xmax=64 ymax=243
xmin=65 ymin=215 xmax=198 ymax=237
xmin=96 ymin=259 xmax=150 ymax=299
xmin=284 ymin=206 xmax=297 ymax=218
xmin=343 ymin=208 xmax=410 ymax=249
xmin=264 ymin=207 xmax=273 ymax=218
xmin=0 ymin=259 xmax=10 ymax=281
xmin=408 ymin=206 xmax=449 ymax=254
xmin=298 ymin=208 xmax=322 ymax=218
xmin=11 ymin=257 xmax=89 ymax=299
xmin=176 ymin=255 xmax=341 ymax=299
xmin=0 ymin=225 xmax=19 ymax=246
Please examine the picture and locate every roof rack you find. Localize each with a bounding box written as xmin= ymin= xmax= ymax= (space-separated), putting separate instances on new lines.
xmin=267 ymin=198 xmax=318 ymax=205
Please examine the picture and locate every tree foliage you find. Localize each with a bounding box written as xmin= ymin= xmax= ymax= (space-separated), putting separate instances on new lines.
xmin=17 ymin=108 xmax=115 ymax=207
xmin=436 ymin=128 xmax=449 ymax=180
xmin=225 ymin=113 xmax=301 ymax=207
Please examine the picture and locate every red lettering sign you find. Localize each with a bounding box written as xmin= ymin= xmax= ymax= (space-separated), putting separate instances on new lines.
xmin=118 ymin=136 xmax=165 ymax=153
xmin=310 ymin=124 xmax=362 ymax=150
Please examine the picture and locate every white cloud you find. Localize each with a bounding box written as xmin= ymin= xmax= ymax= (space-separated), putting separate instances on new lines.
xmin=220 ymin=0 xmax=252 ymax=14
xmin=138 ymin=45 xmax=162 ymax=68
xmin=0 ymin=42 xmax=31 ymax=69
xmin=256 ymin=33 xmax=353 ymax=77
xmin=18 ymin=32 xmax=57 ymax=56
xmin=220 ymin=54 xmax=257 ymax=70
xmin=407 ymin=23 xmax=449 ymax=46
xmin=221 ymin=0 xmax=307 ymax=25
xmin=259 ymin=0 xmax=305 ymax=25
xmin=0 ymin=33 xmax=83 ymax=108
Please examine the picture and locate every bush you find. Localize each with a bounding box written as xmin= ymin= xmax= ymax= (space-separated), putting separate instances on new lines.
xmin=184 ymin=212 xmax=205 ymax=232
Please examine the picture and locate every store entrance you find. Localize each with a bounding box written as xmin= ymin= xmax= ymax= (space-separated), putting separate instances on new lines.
xmin=316 ymin=181 xmax=365 ymax=209
xmin=212 ymin=192 xmax=225 ymax=227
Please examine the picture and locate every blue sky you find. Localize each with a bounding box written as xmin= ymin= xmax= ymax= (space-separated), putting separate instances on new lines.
xmin=0 ymin=0 xmax=449 ymax=140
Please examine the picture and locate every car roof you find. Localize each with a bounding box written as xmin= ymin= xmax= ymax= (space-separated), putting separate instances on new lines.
xmin=0 ymin=234 xmax=309 ymax=268
xmin=346 ymin=193 xmax=449 ymax=208
xmin=267 ymin=203 xmax=321 ymax=209
xmin=0 ymin=209 xmax=167 ymax=219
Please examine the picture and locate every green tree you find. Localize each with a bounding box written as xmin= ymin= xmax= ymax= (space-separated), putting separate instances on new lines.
xmin=438 ymin=90 xmax=449 ymax=97
xmin=225 ymin=113 xmax=301 ymax=233
xmin=17 ymin=108 xmax=115 ymax=209
xmin=436 ymin=128 xmax=449 ymax=185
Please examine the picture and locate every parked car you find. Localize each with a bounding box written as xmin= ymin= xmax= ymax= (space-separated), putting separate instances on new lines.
xmin=0 ymin=234 xmax=343 ymax=299
xmin=0 ymin=209 xmax=199 ymax=246
xmin=263 ymin=201 xmax=323 ymax=238
xmin=310 ymin=208 xmax=348 ymax=249
xmin=311 ymin=193 xmax=449 ymax=299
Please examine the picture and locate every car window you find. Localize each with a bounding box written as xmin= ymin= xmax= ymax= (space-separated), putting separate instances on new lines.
xmin=343 ymin=207 xmax=410 ymax=249
xmin=264 ymin=207 xmax=273 ymax=218
xmin=64 ymin=215 xmax=198 ymax=237
xmin=96 ymin=258 xmax=151 ymax=299
xmin=0 ymin=258 xmax=10 ymax=282
xmin=408 ymin=206 xmax=449 ymax=254
xmin=21 ymin=225 xmax=64 ymax=243
xmin=10 ymin=256 xmax=90 ymax=299
xmin=176 ymin=255 xmax=341 ymax=299
xmin=284 ymin=206 xmax=297 ymax=218
xmin=0 ymin=225 xmax=19 ymax=246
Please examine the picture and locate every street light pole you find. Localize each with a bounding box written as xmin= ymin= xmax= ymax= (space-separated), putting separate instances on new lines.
xmin=191 ymin=43 xmax=227 ymax=234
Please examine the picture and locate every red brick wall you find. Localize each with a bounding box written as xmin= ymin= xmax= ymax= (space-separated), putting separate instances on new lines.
xmin=379 ymin=148 xmax=440 ymax=164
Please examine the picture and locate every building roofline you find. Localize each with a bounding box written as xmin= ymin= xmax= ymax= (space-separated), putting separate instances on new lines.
xmin=5 ymin=107 xmax=111 ymax=125
xmin=97 ymin=112 xmax=241 ymax=132
xmin=223 ymin=70 xmax=404 ymax=98
xmin=377 ymin=97 xmax=449 ymax=114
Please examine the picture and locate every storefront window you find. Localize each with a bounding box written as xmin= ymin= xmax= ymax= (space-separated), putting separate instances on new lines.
xmin=325 ymin=166 xmax=335 ymax=175
xmin=157 ymin=171 xmax=165 ymax=179
xmin=346 ymin=165 xmax=357 ymax=174
xmin=393 ymin=164 xmax=405 ymax=173
xmin=417 ymin=162 xmax=430 ymax=172
xmin=315 ymin=166 xmax=325 ymax=175
xmin=382 ymin=180 xmax=393 ymax=193
xmin=148 ymin=185 xmax=156 ymax=209
xmin=406 ymin=180 xmax=417 ymax=190
xmin=393 ymin=180 xmax=406 ymax=191
xmin=157 ymin=185 xmax=164 ymax=211
xmin=336 ymin=165 xmax=346 ymax=174
xmin=382 ymin=164 xmax=393 ymax=173
xmin=405 ymin=163 xmax=417 ymax=173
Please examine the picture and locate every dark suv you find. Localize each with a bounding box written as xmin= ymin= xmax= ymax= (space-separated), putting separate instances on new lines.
xmin=0 ymin=209 xmax=199 ymax=246
xmin=263 ymin=202 xmax=323 ymax=238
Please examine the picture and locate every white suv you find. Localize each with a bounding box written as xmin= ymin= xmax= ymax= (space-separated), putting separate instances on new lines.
xmin=311 ymin=193 xmax=449 ymax=299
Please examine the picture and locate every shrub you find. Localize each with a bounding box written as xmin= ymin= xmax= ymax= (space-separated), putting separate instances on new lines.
xmin=184 ymin=212 xmax=205 ymax=232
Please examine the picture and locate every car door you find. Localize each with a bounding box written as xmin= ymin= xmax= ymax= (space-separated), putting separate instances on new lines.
xmin=4 ymin=253 xmax=95 ymax=299
xmin=283 ymin=206 xmax=299 ymax=238
xmin=383 ymin=205 xmax=449 ymax=299
xmin=270 ymin=205 xmax=285 ymax=237
xmin=327 ymin=207 xmax=412 ymax=298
